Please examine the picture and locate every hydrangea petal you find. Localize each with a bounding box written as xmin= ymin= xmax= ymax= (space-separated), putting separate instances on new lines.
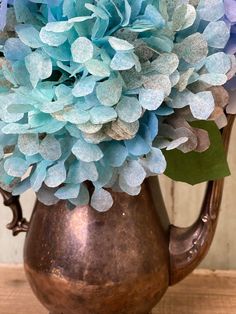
xmin=110 ymin=52 xmax=138 ymax=71
xmin=199 ymin=73 xmax=227 ymax=85
xmin=90 ymin=106 xmax=117 ymax=124
xmin=55 ymin=183 xmax=80 ymax=199
xmin=166 ymin=137 xmax=189 ymax=151
xmin=40 ymin=27 xmax=67 ymax=47
xmin=72 ymin=76 xmax=96 ymax=97
xmin=190 ymin=92 xmax=215 ymax=120
xmin=4 ymin=157 xmax=28 ymax=177
xmin=104 ymin=142 xmax=128 ymax=167
xmin=116 ymin=96 xmax=142 ymax=123
xmin=197 ymin=0 xmax=225 ymax=22
xmin=25 ymin=52 xmax=52 ymax=88
xmin=142 ymin=4 xmax=165 ymax=28
xmin=203 ymin=21 xmax=230 ymax=48
xmin=224 ymin=0 xmax=236 ymax=22
xmin=58 ymin=108 xmax=90 ymax=124
xmin=45 ymin=162 xmax=66 ymax=188
xmin=18 ymin=134 xmax=39 ymax=156
xmin=94 ymin=163 xmax=114 ymax=189
xmin=118 ymin=176 xmax=141 ymax=195
xmin=77 ymin=161 xmax=98 ymax=183
xmin=172 ymin=4 xmax=196 ymax=31
xmin=78 ymin=122 xmax=103 ymax=134
xmin=72 ymin=138 xmax=103 ymax=162
xmin=90 ymin=188 xmax=113 ymax=212
xmin=175 ymin=33 xmax=208 ymax=64
xmin=12 ymin=178 xmax=31 ymax=196
xmin=141 ymin=148 xmax=167 ymax=174
xmin=39 ymin=135 xmax=62 ymax=161
xmin=108 ymin=36 xmax=134 ymax=51
xmin=71 ymin=37 xmax=94 ymax=63
xmin=69 ymin=184 xmax=90 ymax=207
xmin=139 ymin=88 xmax=165 ymax=110
xmin=43 ymin=43 xmax=71 ymax=62
xmin=85 ymin=59 xmax=110 ymax=77
xmin=125 ymin=135 xmax=151 ymax=156
xmin=4 ymin=38 xmax=31 ymax=61
xmin=106 ymin=119 xmax=139 ymax=140
xmin=151 ymin=53 xmax=179 ymax=75
xmin=206 ymin=52 xmax=231 ymax=74
xmin=16 ymin=24 xmax=43 ymax=48
xmin=143 ymin=74 xmax=171 ymax=96
xmin=182 ymin=4 xmax=196 ymax=30
xmin=45 ymin=21 xmax=73 ymax=33
xmin=37 ymin=185 xmax=59 ymax=206
xmin=119 ymin=160 xmax=146 ymax=187
xmin=96 ymin=77 xmax=122 ymax=106
xmin=30 ymin=160 xmax=51 ymax=192
xmin=0 ymin=0 xmax=8 ymax=31
xmin=1 ymin=122 xmax=29 ymax=134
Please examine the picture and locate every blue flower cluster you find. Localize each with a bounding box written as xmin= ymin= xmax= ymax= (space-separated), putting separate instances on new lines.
xmin=0 ymin=0 xmax=233 ymax=211
xmin=223 ymin=0 xmax=236 ymax=113
xmin=224 ymin=0 xmax=236 ymax=55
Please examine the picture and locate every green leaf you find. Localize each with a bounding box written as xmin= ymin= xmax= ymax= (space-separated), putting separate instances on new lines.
xmin=163 ymin=121 xmax=230 ymax=185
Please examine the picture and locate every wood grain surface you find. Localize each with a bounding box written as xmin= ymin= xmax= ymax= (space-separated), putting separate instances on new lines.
xmin=0 ymin=267 xmax=235 ymax=314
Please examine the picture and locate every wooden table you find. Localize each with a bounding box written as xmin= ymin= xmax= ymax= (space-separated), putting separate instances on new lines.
xmin=0 ymin=267 xmax=236 ymax=314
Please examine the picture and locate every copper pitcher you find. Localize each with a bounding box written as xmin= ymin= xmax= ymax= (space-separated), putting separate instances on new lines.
xmin=2 ymin=115 xmax=235 ymax=314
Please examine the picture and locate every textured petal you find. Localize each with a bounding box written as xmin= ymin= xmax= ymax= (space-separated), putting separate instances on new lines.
xmin=119 ymin=160 xmax=146 ymax=187
xmin=4 ymin=157 xmax=28 ymax=177
xmin=72 ymin=139 xmax=103 ymax=162
xmin=116 ymin=96 xmax=142 ymax=123
xmin=18 ymin=134 xmax=39 ymax=156
xmin=39 ymin=135 xmax=62 ymax=161
xmin=139 ymin=89 xmax=165 ymax=110
xmin=104 ymin=142 xmax=128 ymax=167
xmin=91 ymin=188 xmax=113 ymax=212
xmin=45 ymin=162 xmax=66 ymax=188
xmin=55 ymin=184 xmax=80 ymax=199
xmin=96 ymin=78 xmax=122 ymax=106
xmin=71 ymin=37 xmax=94 ymax=63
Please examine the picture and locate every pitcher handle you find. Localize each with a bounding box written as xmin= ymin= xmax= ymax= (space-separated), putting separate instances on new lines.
xmin=1 ymin=188 xmax=29 ymax=236
xmin=169 ymin=114 xmax=235 ymax=285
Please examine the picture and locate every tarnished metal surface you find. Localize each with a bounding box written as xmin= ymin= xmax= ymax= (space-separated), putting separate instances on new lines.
xmin=24 ymin=181 xmax=169 ymax=314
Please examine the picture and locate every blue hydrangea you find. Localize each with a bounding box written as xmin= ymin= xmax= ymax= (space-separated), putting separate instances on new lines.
xmin=224 ymin=0 xmax=236 ymax=55
xmin=0 ymin=0 xmax=233 ymax=211
xmin=223 ymin=0 xmax=236 ymax=112
xmin=0 ymin=0 xmax=9 ymax=31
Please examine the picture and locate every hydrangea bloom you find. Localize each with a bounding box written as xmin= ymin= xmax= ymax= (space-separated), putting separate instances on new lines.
xmin=224 ymin=0 xmax=236 ymax=114
xmin=0 ymin=0 xmax=14 ymax=31
xmin=0 ymin=0 xmax=8 ymax=31
xmin=0 ymin=0 xmax=233 ymax=211
xmin=224 ymin=0 xmax=236 ymax=55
